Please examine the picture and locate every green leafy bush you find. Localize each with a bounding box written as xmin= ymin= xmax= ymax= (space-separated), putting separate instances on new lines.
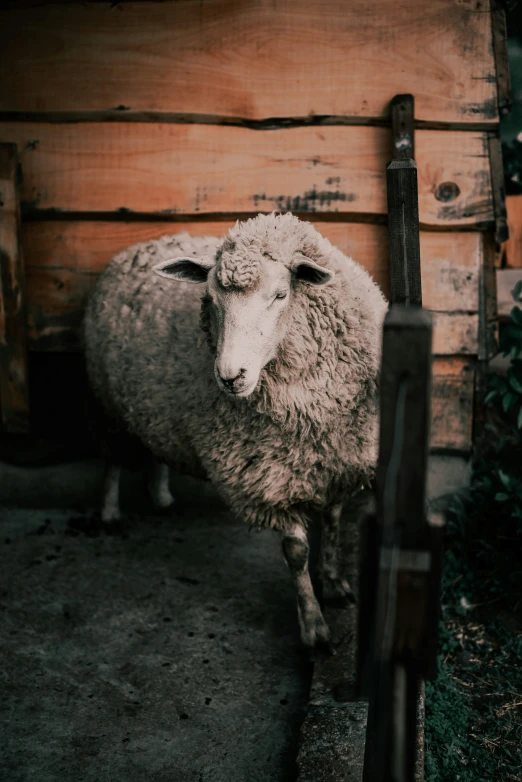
xmin=483 ymin=279 xmax=522 ymax=535
xmin=425 ymin=280 xmax=522 ymax=781
xmin=486 ymin=279 xmax=522 ymax=430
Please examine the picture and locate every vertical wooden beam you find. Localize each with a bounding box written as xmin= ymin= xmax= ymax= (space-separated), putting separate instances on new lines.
xmin=360 ymin=307 xmax=440 ymax=782
xmin=488 ymin=134 xmax=509 ymax=245
xmin=478 ymin=230 xmax=499 ymax=363
xmin=360 ymin=104 xmax=440 ymax=781
xmin=391 ymin=95 xmax=415 ymax=160
xmin=0 ymin=143 xmax=30 ymax=433
xmin=386 ymin=160 xmax=423 ymax=307
xmin=376 ymin=307 xmax=433 ymax=546
xmin=490 ymin=0 xmax=512 ymax=116
xmin=475 ymin=231 xmax=500 ymax=441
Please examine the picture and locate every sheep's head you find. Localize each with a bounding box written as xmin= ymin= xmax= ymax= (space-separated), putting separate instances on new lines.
xmin=153 ymin=222 xmax=334 ymax=398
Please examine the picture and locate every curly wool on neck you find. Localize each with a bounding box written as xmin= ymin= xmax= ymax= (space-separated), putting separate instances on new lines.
xmin=253 ymin=285 xmax=378 ymax=433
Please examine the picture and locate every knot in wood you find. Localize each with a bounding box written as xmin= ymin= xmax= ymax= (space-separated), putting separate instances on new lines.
xmin=434 ymin=181 xmax=460 ymax=203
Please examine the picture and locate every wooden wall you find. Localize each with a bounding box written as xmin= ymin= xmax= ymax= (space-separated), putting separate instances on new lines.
xmin=0 ymin=0 xmax=506 ymax=451
xmin=502 ymin=195 xmax=522 ymax=270
xmin=498 ymin=195 xmax=522 ymax=318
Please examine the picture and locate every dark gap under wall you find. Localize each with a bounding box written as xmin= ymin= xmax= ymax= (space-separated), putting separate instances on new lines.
xmin=0 ymin=352 xmax=97 ymax=466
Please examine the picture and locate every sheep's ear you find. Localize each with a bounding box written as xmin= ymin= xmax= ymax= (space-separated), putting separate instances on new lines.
xmin=293 ymin=255 xmax=333 ymax=285
xmin=153 ymin=256 xmax=215 ymax=283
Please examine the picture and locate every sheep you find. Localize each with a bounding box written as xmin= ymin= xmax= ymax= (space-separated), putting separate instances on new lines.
xmin=84 ymin=212 xmax=388 ymax=649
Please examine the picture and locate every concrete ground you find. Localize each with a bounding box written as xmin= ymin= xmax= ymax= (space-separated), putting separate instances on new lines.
xmin=0 ymin=452 xmax=467 ymax=782
xmin=0 ymin=461 xmax=311 ymax=782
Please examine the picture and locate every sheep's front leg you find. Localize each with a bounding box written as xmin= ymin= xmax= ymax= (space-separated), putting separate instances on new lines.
xmin=147 ymin=461 xmax=175 ymax=510
xmin=281 ymin=523 xmax=332 ymax=651
xmin=319 ymin=502 xmax=354 ymax=604
xmin=101 ymin=463 xmax=122 ymax=522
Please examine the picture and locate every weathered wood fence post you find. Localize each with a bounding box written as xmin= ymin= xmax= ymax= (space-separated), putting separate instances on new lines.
xmin=357 ymin=96 xmax=443 ymax=782
xmin=0 ymin=142 xmax=30 ymax=433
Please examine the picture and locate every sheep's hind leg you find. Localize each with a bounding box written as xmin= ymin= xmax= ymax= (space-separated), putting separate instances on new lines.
xmin=319 ymin=502 xmax=354 ymax=605
xmin=101 ymin=463 xmax=122 ymax=522
xmin=148 ymin=461 xmax=175 ymax=510
xmin=281 ymin=523 xmax=332 ymax=652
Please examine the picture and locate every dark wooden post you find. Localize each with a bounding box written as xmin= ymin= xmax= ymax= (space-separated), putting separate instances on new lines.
xmin=386 ymin=159 xmax=422 ymax=307
xmin=0 ymin=143 xmax=30 ymax=433
xmin=376 ymin=308 xmax=432 ymax=548
xmin=360 ymin=307 xmax=439 ymax=782
xmin=388 ymin=94 xmax=422 ymax=307
xmin=490 ymin=0 xmax=512 ymax=117
xmin=391 ymin=95 xmax=415 ymax=160
xmin=357 ymin=95 xmax=442 ymax=782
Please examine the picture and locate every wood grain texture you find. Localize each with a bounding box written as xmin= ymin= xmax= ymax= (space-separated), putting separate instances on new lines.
xmin=0 ymin=143 xmax=30 ymax=432
xmin=371 ymin=310 xmax=436 ymax=772
xmin=432 ymin=313 xmax=478 ymax=355
xmin=0 ymin=123 xmax=494 ymax=227
xmin=386 ymin=160 xmax=422 ymax=306
xmin=0 ymin=0 xmax=498 ymax=125
xmin=391 ymin=95 xmax=415 ymax=160
xmin=20 ymin=219 xmax=475 ymax=450
xmin=487 ymin=135 xmax=508 ymax=244
xmin=478 ymin=230 xmax=498 ymax=361
xmin=490 ymin=0 xmax=512 ymax=115
xmin=377 ymin=306 xmax=433 ymax=534
xmin=431 ymin=357 xmax=475 ymax=451
xmin=503 ymin=195 xmax=522 ymax=268
xmin=23 ymin=220 xmax=481 ymax=358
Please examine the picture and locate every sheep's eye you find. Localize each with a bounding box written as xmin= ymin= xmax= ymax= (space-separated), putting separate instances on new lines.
xmin=274 ymin=291 xmax=287 ymax=300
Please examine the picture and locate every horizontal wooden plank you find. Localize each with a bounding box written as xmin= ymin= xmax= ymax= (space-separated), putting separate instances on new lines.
xmin=418 ymin=232 xmax=482 ymax=312
xmin=23 ymin=220 xmax=482 ymax=354
xmin=431 ymin=357 xmax=475 ymax=451
xmin=21 ymin=220 xmax=484 ymax=300
xmin=0 ymin=0 xmax=498 ymax=125
xmin=432 ymin=313 xmax=478 ymax=355
xmin=0 ymin=124 xmax=494 ymax=227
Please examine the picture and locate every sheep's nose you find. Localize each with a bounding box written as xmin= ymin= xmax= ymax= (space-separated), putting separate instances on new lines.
xmin=219 ymin=368 xmax=246 ymax=390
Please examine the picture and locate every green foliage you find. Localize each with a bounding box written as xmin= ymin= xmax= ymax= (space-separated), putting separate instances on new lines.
xmin=425 ymin=508 xmax=522 ymax=781
xmin=481 ymin=281 xmax=522 ymax=539
xmin=425 ymin=656 xmax=473 ymax=781
xmin=425 ymin=282 xmax=522 ymax=781
xmin=486 ymin=280 xmax=522 ymax=431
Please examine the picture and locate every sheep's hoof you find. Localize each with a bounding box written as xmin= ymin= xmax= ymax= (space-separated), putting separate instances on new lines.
xmin=299 ymin=611 xmax=334 ymax=656
xmin=148 ymin=483 xmax=176 ymax=512
xmin=155 ymin=492 xmax=176 ymax=509
xmin=101 ymin=504 xmax=121 ymax=523
xmin=307 ymin=638 xmax=336 ymax=662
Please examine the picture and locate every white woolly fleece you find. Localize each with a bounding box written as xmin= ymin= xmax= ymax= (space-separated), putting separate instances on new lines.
xmin=84 ymin=213 xmax=388 ymax=532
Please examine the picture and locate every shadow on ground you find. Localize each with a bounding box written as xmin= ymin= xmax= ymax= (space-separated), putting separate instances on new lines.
xmin=0 ymin=462 xmax=311 ymax=782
